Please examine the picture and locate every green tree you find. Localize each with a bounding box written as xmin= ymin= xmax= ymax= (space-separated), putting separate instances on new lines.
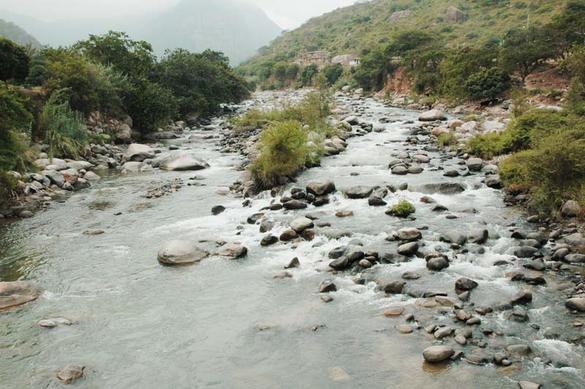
xmin=74 ymin=31 xmax=155 ymax=77
xmin=0 ymin=37 xmax=30 ymax=82
xmin=500 ymin=26 xmax=555 ymax=83
xmin=353 ymin=48 xmax=392 ymax=91
xmin=464 ymin=67 xmax=511 ymax=101
xmin=300 ymin=64 xmax=319 ymax=86
xmin=323 ymin=63 xmax=343 ymax=86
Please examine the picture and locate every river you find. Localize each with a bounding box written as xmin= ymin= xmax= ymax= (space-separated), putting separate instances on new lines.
xmin=1 ymin=91 xmax=584 ymax=388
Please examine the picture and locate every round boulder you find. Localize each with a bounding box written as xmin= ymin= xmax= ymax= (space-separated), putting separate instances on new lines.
xmin=157 ymin=240 xmax=209 ymax=265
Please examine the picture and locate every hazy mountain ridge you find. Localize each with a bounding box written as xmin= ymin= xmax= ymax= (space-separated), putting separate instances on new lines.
xmin=1 ymin=0 xmax=281 ymax=63
xmin=0 ymin=18 xmax=41 ymax=47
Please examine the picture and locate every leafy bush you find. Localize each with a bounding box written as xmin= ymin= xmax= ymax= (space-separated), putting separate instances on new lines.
xmin=300 ymin=64 xmax=319 ymax=86
xmin=121 ymin=78 xmax=178 ymax=134
xmin=468 ymin=109 xmax=569 ymax=158
xmin=387 ymin=200 xmax=416 ymax=218
xmin=0 ymin=37 xmax=30 ymax=82
xmin=464 ymin=68 xmax=511 ymax=101
xmin=40 ymin=90 xmax=88 ymax=158
xmin=323 ymin=63 xmax=344 ymax=86
xmin=155 ymin=49 xmax=249 ymax=117
xmin=0 ymin=83 xmax=32 ymax=172
xmin=500 ymin=129 xmax=585 ymax=214
xmin=251 ymin=120 xmax=309 ymax=188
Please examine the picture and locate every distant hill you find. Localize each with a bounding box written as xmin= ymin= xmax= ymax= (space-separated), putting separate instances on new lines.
xmin=241 ymin=0 xmax=566 ymax=70
xmin=1 ymin=0 xmax=282 ymax=64
xmin=0 ymin=18 xmax=40 ymax=47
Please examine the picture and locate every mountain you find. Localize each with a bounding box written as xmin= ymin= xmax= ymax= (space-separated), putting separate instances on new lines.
xmin=0 ymin=18 xmax=40 ymax=47
xmin=241 ymin=0 xmax=566 ymax=69
xmin=1 ymin=0 xmax=281 ymax=64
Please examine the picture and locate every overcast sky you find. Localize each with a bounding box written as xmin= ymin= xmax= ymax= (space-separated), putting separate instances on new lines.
xmin=0 ymin=0 xmax=358 ymax=29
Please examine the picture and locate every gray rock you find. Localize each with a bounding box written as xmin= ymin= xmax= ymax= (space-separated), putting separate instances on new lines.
xmin=455 ymin=277 xmax=478 ymax=291
xmin=126 ymin=143 xmax=154 ymax=162
xmin=290 ymin=217 xmax=314 ymax=233
xmin=434 ymin=326 xmax=454 ymax=339
xmin=56 ymin=365 xmax=85 ymax=384
xmin=160 ymin=153 xmax=209 ymax=171
xmin=427 ymin=256 xmax=449 ymax=271
xmin=419 ymin=109 xmax=446 ymax=122
xmin=398 ymin=242 xmax=419 ymax=256
xmin=440 ymin=231 xmax=467 ymax=246
xmin=422 ymin=345 xmax=455 ymax=363
xmin=218 ymin=243 xmax=248 ymax=258
xmin=157 ymin=240 xmax=209 ymax=265
xmin=283 ymin=200 xmax=307 ymax=210
xmin=261 ymin=235 xmax=278 ymax=247
xmin=561 ymin=200 xmax=582 ymax=218
xmin=565 ymin=254 xmax=585 ymax=263
xmin=383 ymin=281 xmax=406 ymax=294
xmin=211 ymin=205 xmax=225 ymax=215
xmin=344 ymin=186 xmax=374 ymax=199
xmin=306 ymin=181 xmax=336 ymax=196
xmin=280 ymin=229 xmax=299 ymax=241
xmin=421 ymin=182 xmax=465 ymax=194
xmin=391 ymin=165 xmax=408 ymax=175
xmin=285 ymin=257 xmax=300 ymax=269
xmin=518 ymin=382 xmax=542 ymax=389
xmin=38 ymin=318 xmax=72 ymax=328
xmin=566 ymin=298 xmax=585 ymax=312
xmin=0 ymin=281 xmax=41 ymax=310
xmin=469 ymin=229 xmax=489 ymax=244
xmin=513 ymin=246 xmax=538 ymax=258
xmin=319 ymin=279 xmax=337 ymax=293
xmin=466 ymin=158 xmax=483 ymax=172
xmin=396 ymin=228 xmax=422 ymax=241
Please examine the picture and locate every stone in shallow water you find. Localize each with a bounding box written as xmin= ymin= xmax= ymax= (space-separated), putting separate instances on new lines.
xmin=319 ymin=279 xmax=337 ymax=293
xmin=566 ymin=298 xmax=585 ymax=312
xmin=384 ymin=307 xmax=405 ymax=317
xmin=423 ymin=345 xmax=455 ymax=363
xmin=343 ymin=186 xmax=374 ymax=199
xmin=56 ymin=365 xmax=85 ymax=384
xmin=218 ymin=243 xmax=248 ymax=259
xmin=306 ymin=181 xmax=336 ymax=196
xmin=290 ymin=217 xmax=314 ymax=233
xmin=157 ymin=241 xmax=209 ymax=265
xmin=160 ymin=153 xmax=209 ymax=171
xmin=38 ymin=318 xmax=72 ymax=328
xmin=455 ymin=277 xmax=478 ymax=291
xmin=0 ymin=281 xmax=41 ymax=310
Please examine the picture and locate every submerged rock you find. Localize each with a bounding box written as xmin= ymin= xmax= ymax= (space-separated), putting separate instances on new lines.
xmin=0 ymin=281 xmax=41 ymax=310
xmin=126 ymin=144 xmax=154 ymax=162
xmin=56 ymin=365 xmax=85 ymax=384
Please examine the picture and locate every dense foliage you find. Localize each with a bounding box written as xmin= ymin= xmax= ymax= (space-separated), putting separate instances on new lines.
xmin=0 ymin=31 xmax=249 ymax=206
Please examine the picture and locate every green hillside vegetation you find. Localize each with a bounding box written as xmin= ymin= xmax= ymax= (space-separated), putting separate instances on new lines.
xmin=0 ymin=18 xmax=41 ymax=48
xmin=0 ymin=31 xmax=249 ymax=206
xmin=240 ymin=0 xmax=567 ymax=94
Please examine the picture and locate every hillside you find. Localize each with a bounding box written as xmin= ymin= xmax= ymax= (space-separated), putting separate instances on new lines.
xmin=2 ymin=0 xmax=281 ymax=64
xmin=0 ymin=18 xmax=40 ymax=47
xmin=241 ymin=0 xmax=565 ymax=71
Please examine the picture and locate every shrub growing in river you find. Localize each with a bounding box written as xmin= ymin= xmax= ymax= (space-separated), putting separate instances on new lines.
xmin=386 ymin=200 xmax=416 ymax=218
xmin=251 ymin=120 xmax=309 ymax=189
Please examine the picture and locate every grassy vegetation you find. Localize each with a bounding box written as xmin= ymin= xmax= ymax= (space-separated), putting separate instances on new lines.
xmin=241 ymin=92 xmax=336 ymax=189
xmin=0 ymin=30 xmax=250 ymax=206
xmin=240 ymin=0 xmax=566 ymax=93
xmin=386 ymin=200 xmax=416 ymax=218
xmin=467 ymin=45 xmax=585 ymax=215
xmin=437 ymin=131 xmax=458 ymax=148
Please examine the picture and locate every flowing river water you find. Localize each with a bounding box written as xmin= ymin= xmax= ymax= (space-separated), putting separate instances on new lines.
xmin=1 ymin=92 xmax=585 ymax=388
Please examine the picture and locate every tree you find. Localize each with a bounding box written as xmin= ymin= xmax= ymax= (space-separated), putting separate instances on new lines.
xmin=74 ymin=31 xmax=155 ymax=77
xmin=300 ymin=64 xmax=319 ymax=86
xmin=500 ymin=26 xmax=555 ymax=83
xmin=464 ymin=67 xmax=511 ymax=102
xmin=154 ymin=48 xmax=249 ymax=117
xmin=273 ymin=62 xmax=288 ymax=82
xmin=353 ymin=48 xmax=392 ymax=91
xmin=323 ymin=63 xmax=343 ymax=86
xmin=0 ymin=37 xmax=30 ymax=82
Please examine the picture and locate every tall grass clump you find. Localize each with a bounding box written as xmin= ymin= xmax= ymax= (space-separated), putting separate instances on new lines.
xmin=40 ymin=90 xmax=88 ymax=158
xmin=251 ymin=120 xmax=310 ymax=188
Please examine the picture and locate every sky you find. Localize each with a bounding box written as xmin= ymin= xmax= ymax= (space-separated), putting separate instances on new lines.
xmin=0 ymin=0 xmax=358 ymax=29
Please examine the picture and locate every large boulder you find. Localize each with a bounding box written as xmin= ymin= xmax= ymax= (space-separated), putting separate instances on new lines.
xmin=566 ymin=298 xmax=585 ymax=312
xmin=446 ymin=6 xmax=466 ymax=23
xmin=306 ymin=181 xmax=336 ymax=196
xmin=0 ymin=281 xmax=41 ymax=310
xmin=218 ymin=243 xmax=248 ymax=259
xmin=160 ymin=153 xmax=209 ymax=171
xmin=126 ymin=144 xmax=155 ymax=162
xmin=157 ymin=240 xmax=209 ymax=265
xmin=290 ymin=217 xmax=314 ymax=233
xmin=344 ymin=186 xmax=374 ymax=199
xmin=419 ymin=109 xmax=446 ymax=122
xmin=561 ymin=200 xmax=582 ymax=218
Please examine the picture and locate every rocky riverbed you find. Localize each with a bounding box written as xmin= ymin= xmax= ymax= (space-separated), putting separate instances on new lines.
xmin=1 ymin=90 xmax=584 ymax=388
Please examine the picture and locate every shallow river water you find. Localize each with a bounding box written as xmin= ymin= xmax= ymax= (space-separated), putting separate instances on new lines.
xmin=1 ymin=93 xmax=584 ymax=388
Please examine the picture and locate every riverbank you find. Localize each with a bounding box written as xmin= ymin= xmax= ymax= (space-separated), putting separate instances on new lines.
xmin=1 ymin=90 xmax=585 ymax=388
